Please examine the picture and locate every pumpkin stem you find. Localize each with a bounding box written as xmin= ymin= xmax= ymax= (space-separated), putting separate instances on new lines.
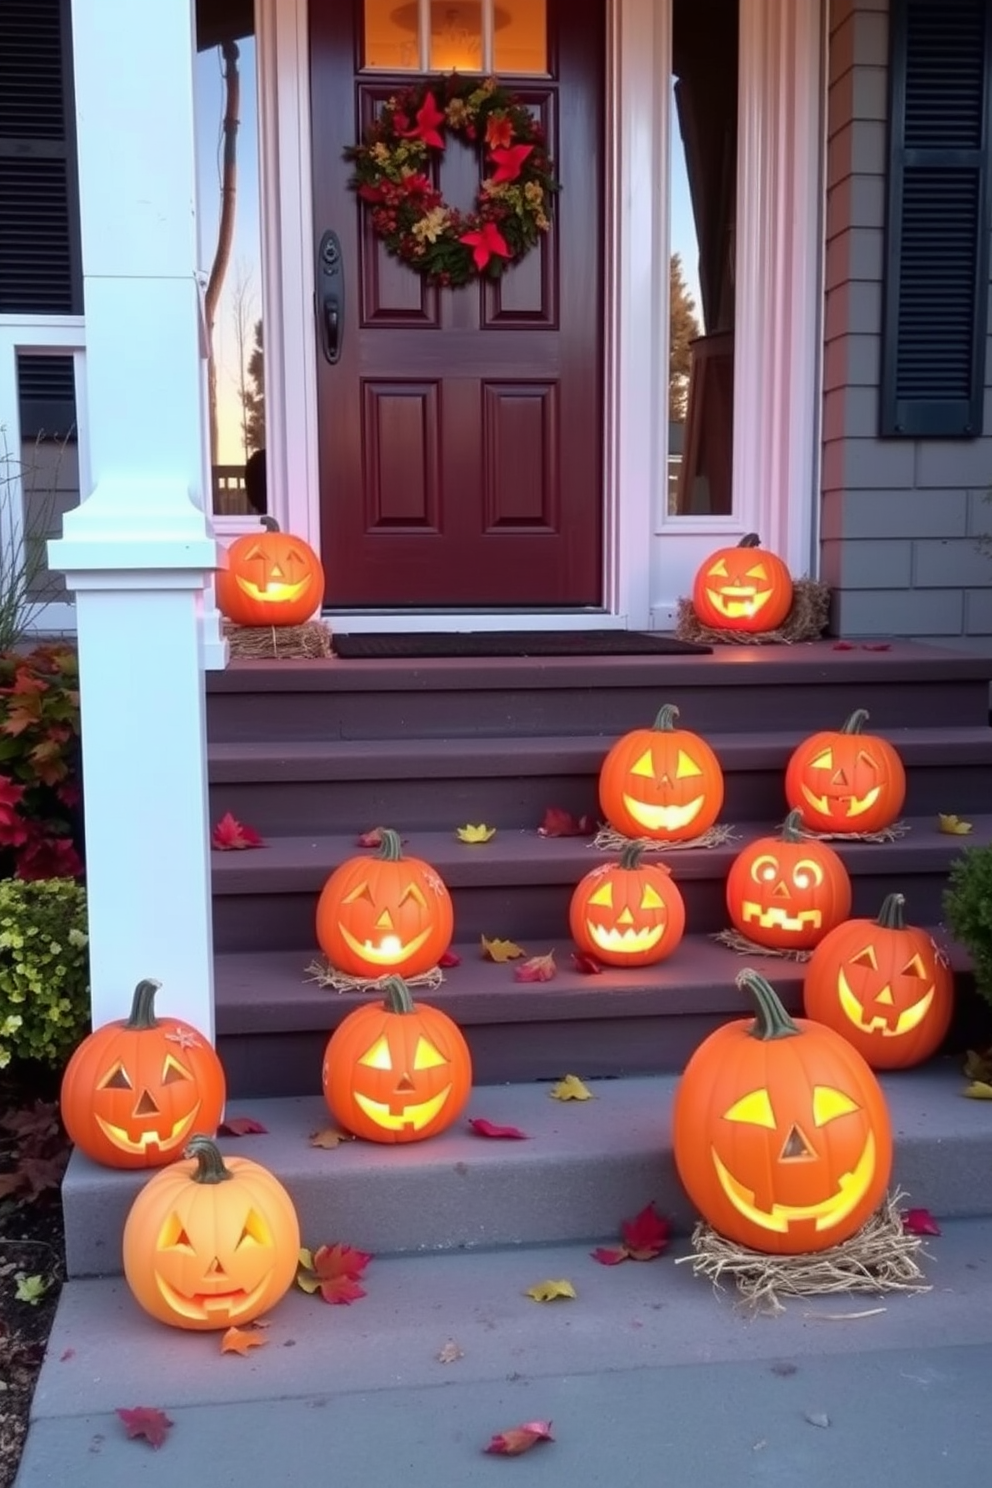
xmin=184 ymin=1135 xmax=235 ymax=1184
xmin=260 ymin=515 xmax=281 ymax=533
xmin=780 ymin=809 xmax=808 ymax=843
xmin=737 ymin=969 xmax=801 ymax=1041
xmin=876 ymin=892 xmax=906 ymax=930
xmin=124 ymin=978 xmax=163 ymax=1031
xmin=738 ymin=533 xmax=761 ymax=549
xmin=381 ymin=975 xmax=416 ymax=1014
xmin=619 ymin=841 xmax=648 ymax=871
xmin=652 ymin=703 xmax=680 ymax=731
xmin=840 ymin=708 xmax=870 ymax=735
xmin=376 ymin=829 xmax=404 ymax=862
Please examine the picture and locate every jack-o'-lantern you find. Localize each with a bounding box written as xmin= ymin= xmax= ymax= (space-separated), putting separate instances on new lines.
xmin=785 ymin=709 xmax=906 ymax=835
xmin=216 ymin=517 xmax=324 ymax=627
xmin=322 ymin=975 xmax=472 ymax=1143
xmin=599 ymin=704 xmax=724 ymax=842
xmin=60 ymin=979 xmax=226 ymax=1169
xmin=691 ymin=533 xmax=793 ymax=632
xmin=316 ymin=828 xmax=454 ymax=978
xmin=725 ymin=810 xmax=852 ymax=951
xmin=122 ymin=1135 xmax=300 ymax=1330
xmin=803 ymin=893 xmax=954 ymax=1069
xmin=569 ymin=843 xmax=686 ymax=967
xmin=672 ymin=968 xmax=892 ymax=1254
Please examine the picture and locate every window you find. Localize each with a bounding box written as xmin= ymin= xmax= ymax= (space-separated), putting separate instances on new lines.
xmin=363 ymin=0 xmax=548 ymax=75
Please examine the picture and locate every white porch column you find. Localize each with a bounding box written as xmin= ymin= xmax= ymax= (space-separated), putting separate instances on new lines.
xmin=49 ymin=0 xmax=221 ymax=1036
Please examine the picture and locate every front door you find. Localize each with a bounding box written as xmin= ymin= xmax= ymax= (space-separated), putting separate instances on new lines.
xmin=309 ymin=0 xmax=604 ymax=608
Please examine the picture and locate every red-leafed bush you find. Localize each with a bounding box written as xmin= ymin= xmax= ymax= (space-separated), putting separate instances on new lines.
xmin=0 ymin=647 xmax=83 ymax=881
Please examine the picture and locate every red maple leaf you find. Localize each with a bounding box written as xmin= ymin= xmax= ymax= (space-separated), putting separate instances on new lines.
xmin=903 ymin=1207 xmax=941 ymax=1237
xmin=438 ymin=948 xmax=462 ymax=967
xmin=397 ymin=92 xmax=445 ymax=149
xmin=116 ymin=1406 xmax=174 ymax=1449
xmin=570 ymin=951 xmax=603 ymax=975
xmin=862 ymin=642 xmax=892 ymax=651
xmin=513 ymin=952 xmax=556 ymax=983
xmin=459 ymin=221 xmax=511 ymax=271
xmin=620 ymin=1201 xmax=670 ymax=1260
xmin=832 ymin=641 xmax=856 ymax=650
xmin=305 ymin=1243 xmax=373 ymax=1304
xmin=489 ymin=142 xmax=534 ymax=183
xmin=469 ymin=1118 xmax=528 ymax=1140
xmin=590 ymin=1246 xmax=629 ymax=1266
xmin=537 ymin=806 xmax=597 ymax=838
xmin=484 ymin=1420 xmax=554 ymax=1456
xmin=217 ymin=1116 xmax=269 ymax=1137
xmin=211 ymin=812 xmax=265 ymax=851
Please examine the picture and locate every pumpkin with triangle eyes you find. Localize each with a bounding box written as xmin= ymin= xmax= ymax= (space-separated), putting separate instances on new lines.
xmin=322 ymin=975 xmax=472 ymax=1143
xmin=692 ymin=533 xmax=793 ymax=632
xmin=60 ymin=979 xmax=226 ymax=1169
xmin=803 ymin=893 xmax=954 ymax=1069
xmin=216 ymin=517 xmax=324 ymax=627
xmin=784 ymin=709 xmax=906 ymax=835
xmin=599 ymin=703 xmax=724 ymax=842
xmin=569 ymin=843 xmax=686 ymax=967
xmin=725 ymin=810 xmax=852 ymax=951
xmin=316 ymin=829 xmax=454 ymax=978
xmin=672 ymin=968 xmax=892 ymax=1254
xmin=122 ymin=1135 xmax=300 ymax=1330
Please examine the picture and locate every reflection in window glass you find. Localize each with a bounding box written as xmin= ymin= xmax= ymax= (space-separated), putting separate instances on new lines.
xmin=364 ymin=0 xmax=547 ymax=75
xmin=194 ymin=0 xmax=266 ymax=516
xmin=494 ymin=0 xmax=546 ymax=74
xmin=430 ymin=1 xmax=484 ymax=71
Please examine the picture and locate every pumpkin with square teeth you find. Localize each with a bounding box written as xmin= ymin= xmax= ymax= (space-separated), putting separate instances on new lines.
xmin=316 ymin=829 xmax=454 ymax=978
xmin=672 ymin=968 xmax=892 ymax=1254
xmin=569 ymin=843 xmax=686 ymax=967
xmin=322 ymin=975 xmax=472 ymax=1143
xmin=122 ymin=1135 xmax=300 ymax=1330
xmin=216 ymin=518 xmax=324 ymax=627
xmin=802 ymin=893 xmax=954 ymax=1069
xmin=60 ymin=979 xmax=225 ymax=1169
xmin=692 ymin=533 xmax=793 ymax=632
xmin=598 ymin=703 xmax=724 ymax=842
xmin=784 ymin=708 xmax=906 ymax=835
xmin=725 ymin=810 xmax=852 ymax=950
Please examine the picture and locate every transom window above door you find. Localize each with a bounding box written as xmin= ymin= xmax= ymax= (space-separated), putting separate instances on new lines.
xmin=363 ymin=0 xmax=548 ymax=75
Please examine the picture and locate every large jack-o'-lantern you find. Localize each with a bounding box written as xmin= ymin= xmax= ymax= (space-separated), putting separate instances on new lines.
xmin=216 ymin=517 xmax=324 ymax=628
xmin=785 ymin=709 xmax=906 ymax=835
xmin=672 ymin=969 xmax=892 ymax=1254
xmin=598 ymin=704 xmax=724 ymax=842
xmin=60 ymin=979 xmax=226 ymax=1169
xmin=691 ymin=533 xmax=793 ymax=632
xmin=803 ymin=892 xmax=954 ymax=1069
xmin=725 ymin=810 xmax=852 ymax=951
xmin=122 ymin=1135 xmax=300 ymax=1330
xmin=316 ymin=829 xmax=454 ymax=978
xmin=569 ymin=843 xmax=686 ymax=967
xmin=322 ymin=975 xmax=472 ymax=1143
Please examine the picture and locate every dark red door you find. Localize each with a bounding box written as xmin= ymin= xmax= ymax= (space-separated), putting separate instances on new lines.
xmin=309 ymin=0 xmax=604 ymax=607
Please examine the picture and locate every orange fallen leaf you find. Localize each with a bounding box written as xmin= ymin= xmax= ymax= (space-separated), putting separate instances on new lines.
xmin=308 ymin=1127 xmax=354 ymax=1149
xmin=513 ymin=952 xmax=556 ymax=983
xmin=481 ymin=935 xmax=526 ymax=962
xmin=485 ymin=1420 xmax=554 ymax=1456
xmin=220 ymin=1326 xmax=268 ymax=1356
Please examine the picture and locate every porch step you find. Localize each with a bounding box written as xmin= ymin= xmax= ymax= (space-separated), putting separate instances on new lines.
xmin=210 ymin=815 xmax=992 ymax=954
xmin=60 ymin=1063 xmax=989 ymax=1279
xmin=207 ymin=725 xmax=992 ymax=834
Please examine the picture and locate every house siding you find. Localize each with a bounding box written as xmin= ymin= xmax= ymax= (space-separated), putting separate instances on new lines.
xmin=823 ymin=0 xmax=992 ymax=654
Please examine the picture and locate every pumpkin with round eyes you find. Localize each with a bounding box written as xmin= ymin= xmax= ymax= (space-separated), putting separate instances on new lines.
xmin=802 ymin=892 xmax=954 ymax=1069
xmin=322 ymin=975 xmax=472 ymax=1143
xmin=569 ymin=843 xmax=686 ymax=967
xmin=216 ymin=518 xmax=324 ymax=627
xmin=672 ymin=968 xmax=893 ymax=1254
xmin=725 ymin=810 xmax=852 ymax=950
xmin=598 ymin=703 xmax=724 ymax=842
xmin=315 ymin=829 xmax=454 ymax=978
xmin=691 ymin=533 xmax=793 ymax=632
xmin=122 ymin=1135 xmax=300 ymax=1330
xmin=784 ymin=708 xmax=906 ymax=835
xmin=60 ymin=979 xmax=226 ymax=1169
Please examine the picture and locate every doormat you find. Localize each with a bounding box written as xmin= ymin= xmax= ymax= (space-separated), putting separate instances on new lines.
xmin=332 ymin=630 xmax=712 ymax=659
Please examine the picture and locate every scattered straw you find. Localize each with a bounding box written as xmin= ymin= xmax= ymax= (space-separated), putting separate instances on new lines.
xmin=305 ymin=959 xmax=445 ymax=993
xmin=674 ymin=578 xmax=831 ymax=647
xmin=674 ymin=1190 xmax=932 ymax=1315
xmin=778 ymin=817 xmax=910 ymax=845
xmin=711 ymin=929 xmax=813 ymax=963
xmin=592 ymin=823 xmax=739 ymax=853
xmin=224 ymin=620 xmax=333 ymax=659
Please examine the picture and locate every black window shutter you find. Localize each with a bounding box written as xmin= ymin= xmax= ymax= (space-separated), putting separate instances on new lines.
xmin=880 ymin=0 xmax=992 ymax=438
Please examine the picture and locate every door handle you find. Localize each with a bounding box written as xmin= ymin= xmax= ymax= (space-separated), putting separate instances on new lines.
xmin=317 ymin=229 xmax=344 ymax=364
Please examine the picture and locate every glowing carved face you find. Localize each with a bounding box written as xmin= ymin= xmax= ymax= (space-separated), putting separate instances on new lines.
xmin=725 ymin=825 xmax=851 ymax=952
xmin=599 ymin=709 xmax=724 ymax=844
xmin=95 ymin=1049 xmax=202 ymax=1158
xmin=703 ymin=557 xmax=775 ymax=622
xmin=316 ymin=841 xmax=455 ymax=979
xmin=216 ymin=528 xmax=324 ymax=628
xmin=691 ymin=539 xmax=793 ymax=633
xmin=569 ymin=853 xmax=686 ymax=968
xmin=785 ymin=716 xmax=906 ymax=836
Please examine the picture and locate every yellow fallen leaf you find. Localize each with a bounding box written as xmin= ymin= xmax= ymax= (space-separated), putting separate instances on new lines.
xmin=962 ymin=1080 xmax=992 ymax=1100
xmin=309 ymin=1127 xmax=354 ymax=1149
xmin=549 ymin=1074 xmax=594 ymax=1102
xmin=938 ymin=813 xmax=974 ymax=835
xmin=457 ymin=823 xmax=497 ymax=843
xmin=481 ymin=934 xmax=526 ymax=962
xmin=220 ymin=1326 xmax=267 ymax=1356
xmin=525 ymin=1279 xmax=577 ymax=1302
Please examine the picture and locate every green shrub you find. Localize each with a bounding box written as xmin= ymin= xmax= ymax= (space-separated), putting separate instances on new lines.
xmin=944 ymin=846 xmax=992 ymax=1011
xmin=0 ymin=877 xmax=89 ymax=1069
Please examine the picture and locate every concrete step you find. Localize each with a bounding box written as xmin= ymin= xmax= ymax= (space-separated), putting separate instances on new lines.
xmin=210 ymin=814 xmax=992 ymax=953
xmin=61 ymin=1063 xmax=989 ymax=1279
xmin=207 ymin=726 xmax=992 ymax=835
xmin=18 ymin=1216 xmax=992 ymax=1486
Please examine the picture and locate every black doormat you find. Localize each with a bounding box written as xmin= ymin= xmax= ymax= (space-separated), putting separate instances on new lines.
xmin=333 ymin=630 xmax=712 ymax=659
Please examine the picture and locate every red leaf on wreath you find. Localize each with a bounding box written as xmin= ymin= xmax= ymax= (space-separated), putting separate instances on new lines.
xmin=485 ymin=113 xmax=514 ymax=150
xmin=397 ymin=92 xmax=445 ymax=149
xmin=459 ymin=221 xmax=511 ymax=271
xmin=211 ymin=813 xmax=264 ymax=850
xmin=490 ymin=142 xmax=534 ymax=184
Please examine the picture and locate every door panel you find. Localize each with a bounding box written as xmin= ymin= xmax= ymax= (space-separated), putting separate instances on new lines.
xmin=309 ymin=0 xmax=604 ymax=607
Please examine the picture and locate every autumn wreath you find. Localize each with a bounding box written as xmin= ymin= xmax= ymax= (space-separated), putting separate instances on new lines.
xmin=345 ymin=74 xmax=558 ymax=286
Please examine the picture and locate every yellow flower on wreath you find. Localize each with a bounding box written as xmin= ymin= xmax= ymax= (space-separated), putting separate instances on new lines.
xmin=413 ymin=207 xmax=451 ymax=244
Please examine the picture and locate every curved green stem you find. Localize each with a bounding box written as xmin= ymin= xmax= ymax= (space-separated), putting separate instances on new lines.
xmin=124 ymin=978 xmax=163 ymax=1031
xmin=376 ymin=829 xmax=404 ymax=862
xmin=738 ymin=533 xmax=761 ymax=549
xmin=619 ymin=841 xmax=649 ymax=871
xmin=184 ymin=1136 xmax=234 ymax=1183
xmin=651 ymin=703 xmax=680 ymax=731
xmin=875 ymin=892 xmax=906 ymax=930
xmin=780 ymin=809 xmax=807 ymax=843
xmin=260 ymin=515 xmax=281 ymax=533
xmin=840 ymin=708 xmax=870 ymax=734
xmin=382 ymin=975 xmax=416 ymax=1014
xmin=737 ymin=969 xmax=801 ymax=1041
